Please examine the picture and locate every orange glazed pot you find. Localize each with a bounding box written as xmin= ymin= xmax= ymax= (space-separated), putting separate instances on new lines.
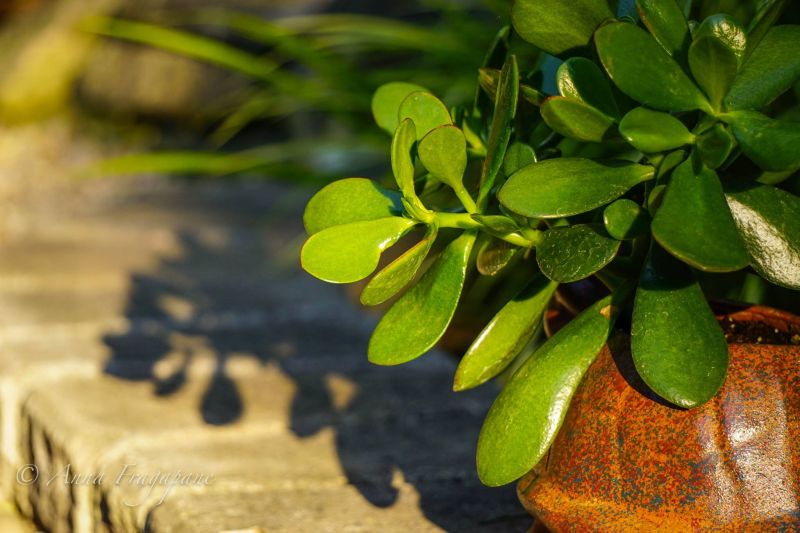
xmin=519 ymin=306 xmax=800 ymax=531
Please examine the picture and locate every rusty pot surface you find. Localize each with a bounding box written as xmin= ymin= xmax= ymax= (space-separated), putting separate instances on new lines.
xmin=519 ymin=306 xmax=800 ymax=531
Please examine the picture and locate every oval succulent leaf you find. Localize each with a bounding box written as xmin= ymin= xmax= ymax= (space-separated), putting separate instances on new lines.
xmin=696 ymin=123 xmax=735 ymax=169
xmin=304 ymin=178 xmax=402 ymax=235
xmin=454 ymin=275 xmax=557 ymax=391
xmin=471 ymin=214 xmax=519 ymax=234
xmin=368 ymin=232 xmax=476 ymax=365
xmin=391 ymin=118 xmax=418 ymax=198
xmin=695 ymin=14 xmax=747 ymax=64
xmin=725 ymin=111 xmax=800 ymax=172
xmin=556 ymin=57 xmax=620 ymax=119
xmin=603 ymin=198 xmax=650 ymax=240
xmin=652 ymin=160 xmax=749 ymax=271
xmin=398 ymin=91 xmax=453 ymax=141
xmin=511 ymin=0 xmax=614 ymax=56
xmin=418 ymin=125 xmax=468 ymax=191
xmin=725 ymin=181 xmax=800 ymax=290
xmin=724 ymin=25 xmax=800 ymax=111
xmin=499 ymin=158 xmax=655 ymax=218
xmin=536 ymin=224 xmax=620 ymax=282
xmin=619 ymin=107 xmax=694 ymax=153
xmin=595 ymin=21 xmax=712 ymax=113
xmin=476 ymin=238 xmax=517 ymax=276
xmin=477 ymin=293 xmax=622 ymax=486
xmin=636 ymin=0 xmax=690 ymax=59
xmin=372 ymin=82 xmax=428 ymax=135
xmin=503 ymin=142 xmax=536 ymax=176
xmin=301 ymin=217 xmax=417 ymax=284
xmin=540 ymin=97 xmax=616 ymax=143
xmin=689 ymin=35 xmax=739 ymax=110
xmin=360 ymin=225 xmax=438 ymax=306
xmin=631 ymin=244 xmax=729 ymax=409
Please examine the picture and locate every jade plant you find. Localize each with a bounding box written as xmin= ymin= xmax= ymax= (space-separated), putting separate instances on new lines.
xmin=300 ymin=0 xmax=800 ymax=487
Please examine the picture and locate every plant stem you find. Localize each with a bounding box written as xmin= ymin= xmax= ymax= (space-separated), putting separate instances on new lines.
xmin=433 ymin=212 xmax=537 ymax=248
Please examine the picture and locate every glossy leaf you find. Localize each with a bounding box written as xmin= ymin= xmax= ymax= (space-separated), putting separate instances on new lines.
xmin=361 ymin=225 xmax=438 ymax=306
xmin=398 ymin=91 xmax=452 ymax=140
xmin=689 ymin=36 xmax=739 ymax=110
xmin=556 ymin=57 xmax=620 ymax=119
xmin=477 ymin=293 xmax=622 ymax=486
xmin=304 ymin=178 xmax=402 ymax=234
xmin=631 ymin=244 xmax=729 ymax=408
xmin=603 ymin=198 xmax=650 ymax=239
xmin=540 ymin=97 xmax=616 ymax=143
xmin=636 ymin=0 xmax=690 ymax=58
xmin=454 ymin=275 xmax=557 ymax=391
xmin=725 ymin=181 xmax=800 ymax=289
xmin=418 ymin=125 xmax=467 ymax=191
xmin=745 ymin=0 xmax=787 ymax=58
xmin=695 ymin=14 xmax=746 ymax=64
xmin=696 ymin=123 xmax=735 ymax=169
xmin=476 ymin=238 xmax=517 ymax=276
xmin=536 ymin=224 xmax=620 ymax=282
xmin=511 ymin=0 xmax=613 ymax=56
xmin=724 ymin=25 xmax=800 ymax=110
xmin=619 ymin=107 xmax=694 ymax=153
xmin=368 ymin=232 xmax=476 ymax=365
xmin=499 ymin=158 xmax=654 ymax=218
xmin=652 ymin=160 xmax=749 ymax=271
xmin=371 ymin=82 xmax=428 ymax=134
xmin=595 ymin=22 xmax=712 ymax=113
xmin=301 ymin=217 xmax=417 ymax=283
xmin=503 ymin=142 xmax=536 ymax=176
xmin=391 ymin=118 xmax=417 ymax=198
xmin=726 ymin=111 xmax=800 ymax=171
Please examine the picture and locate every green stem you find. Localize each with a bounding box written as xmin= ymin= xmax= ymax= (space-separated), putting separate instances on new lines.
xmin=453 ymin=187 xmax=478 ymax=214
xmin=433 ymin=212 xmax=538 ymax=248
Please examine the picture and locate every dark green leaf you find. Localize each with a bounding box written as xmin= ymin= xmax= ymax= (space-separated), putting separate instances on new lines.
xmin=499 ymin=158 xmax=654 ymax=218
xmin=595 ymin=22 xmax=712 ymax=113
xmin=689 ymin=36 xmax=739 ymax=111
xmin=398 ymin=91 xmax=452 ymax=140
xmin=418 ymin=125 xmax=467 ymax=191
xmin=636 ymin=0 xmax=690 ymax=59
xmin=477 ymin=293 xmax=622 ymax=486
xmin=304 ymin=178 xmax=402 ymax=234
xmin=724 ymin=25 xmax=800 ymax=111
xmin=301 ymin=217 xmax=417 ymax=283
xmin=631 ymin=244 xmax=729 ymax=408
xmin=652 ymin=160 xmax=749 ymax=271
xmin=454 ymin=275 xmax=557 ymax=391
xmin=618 ymin=107 xmax=694 ymax=153
xmin=725 ymin=111 xmax=800 ymax=172
xmin=725 ymin=181 xmax=800 ymax=289
xmin=511 ymin=0 xmax=614 ymax=56
xmin=695 ymin=14 xmax=746 ymax=64
xmin=536 ymin=224 xmax=620 ymax=282
xmin=503 ymin=142 xmax=537 ymax=176
xmin=556 ymin=57 xmax=620 ymax=119
xmin=540 ymin=97 xmax=616 ymax=143
xmin=361 ymin=225 xmax=438 ymax=305
xmin=368 ymin=232 xmax=476 ymax=365
xmin=603 ymin=198 xmax=650 ymax=239
xmin=696 ymin=123 xmax=735 ymax=169
xmin=371 ymin=82 xmax=428 ymax=135
xmin=745 ymin=0 xmax=788 ymax=60
xmin=391 ymin=118 xmax=417 ymax=198
xmin=476 ymin=238 xmax=517 ymax=276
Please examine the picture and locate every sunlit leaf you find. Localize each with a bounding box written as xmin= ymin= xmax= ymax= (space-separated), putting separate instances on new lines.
xmin=536 ymin=224 xmax=620 ymax=282
xmin=540 ymin=97 xmax=616 ymax=143
xmin=304 ymin=177 xmax=402 ymax=234
xmin=503 ymin=142 xmax=537 ymax=176
xmin=391 ymin=118 xmax=418 ymax=198
xmin=372 ymin=82 xmax=428 ymax=134
xmin=618 ymin=107 xmax=694 ymax=153
xmin=418 ymin=125 xmax=468 ymax=191
xmin=556 ymin=57 xmax=620 ymax=119
xmin=511 ymin=0 xmax=614 ymax=56
xmin=695 ymin=14 xmax=746 ymax=64
xmin=398 ymin=91 xmax=453 ymax=140
xmin=636 ymin=0 xmax=690 ymax=59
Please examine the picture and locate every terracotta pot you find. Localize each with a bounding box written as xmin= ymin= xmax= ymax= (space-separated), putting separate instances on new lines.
xmin=519 ymin=306 xmax=800 ymax=531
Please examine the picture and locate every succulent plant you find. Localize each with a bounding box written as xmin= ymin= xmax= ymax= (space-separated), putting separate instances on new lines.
xmin=300 ymin=0 xmax=800 ymax=487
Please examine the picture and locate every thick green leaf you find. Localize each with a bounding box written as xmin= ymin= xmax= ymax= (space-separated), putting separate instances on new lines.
xmin=536 ymin=224 xmax=620 ymax=282
xmin=695 ymin=14 xmax=746 ymax=65
xmin=652 ymin=160 xmax=748 ymax=271
xmin=511 ymin=0 xmax=614 ymax=56
xmin=556 ymin=57 xmax=620 ymax=119
xmin=398 ymin=91 xmax=453 ymax=140
xmin=368 ymin=232 xmax=476 ymax=365
xmin=540 ymin=97 xmax=616 ymax=143
xmin=595 ymin=22 xmax=712 ymax=113
xmin=636 ymin=0 xmax=690 ymax=59
xmin=725 ymin=111 xmax=800 ymax=171
xmin=696 ymin=123 xmax=735 ymax=169
xmin=454 ymin=275 xmax=557 ymax=391
xmin=471 ymin=214 xmax=519 ymax=234
xmin=503 ymin=142 xmax=536 ymax=176
xmin=631 ymin=244 xmax=729 ymax=408
xmin=304 ymin=178 xmax=402 ymax=234
xmin=301 ymin=217 xmax=417 ymax=283
xmin=603 ymin=198 xmax=650 ymax=239
xmin=619 ymin=107 xmax=694 ymax=153
xmin=361 ymin=225 xmax=438 ymax=305
xmin=371 ymin=82 xmax=428 ymax=135
xmin=477 ymin=293 xmax=622 ymax=486
xmin=499 ymin=158 xmax=654 ymax=218
xmin=725 ymin=25 xmax=800 ymax=110
xmin=418 ymin=125 xmax=467 ymax=191
xmin=476 ymin=238 xmax=517 ymax=276
xmin=745 ymin=0 xmax=787 ymax=59
xmin=725 ymin=181 xmax=800 ymax=289
xmin=391 ymin=118 xmax=417 ymax=198
xmin=689 ymin=36 xmax=738 ymax=110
